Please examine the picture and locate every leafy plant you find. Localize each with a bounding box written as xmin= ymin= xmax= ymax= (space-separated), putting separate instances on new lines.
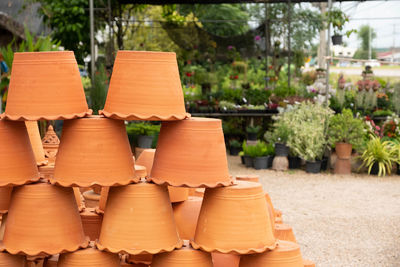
xmin=219 ymin=100 xmax=236 ymax=111
xmin=242 ymin=141 xmax=274 ymax=157
xmin=328 ymin=109 xmax=365 ymax=149
xmin=246 ymin=125 xmax=261 ymax=134
xmin=89 ymin=64 xmax=108 ymax=114
xmin=229 ymin=139 xmax=241 ymax=148
xmin=325 ymin=8 xmax=355 ymax=37
xmin=265 ymin=123 xmax=291 ymax=144
xmin=373 ymin=109 xmax=393 ymax=117
xmin=359 ymin=135 xmax=396 ymax=176
xmin=126 ymin=123 xmax=160 ymax=136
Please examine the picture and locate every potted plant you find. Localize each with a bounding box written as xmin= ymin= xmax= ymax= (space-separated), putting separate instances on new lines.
xmin=126 ymin=123 xmax=160 ymax=149
xmin=359 ymin=135 xmax=396 ymax=176
xmin=250 ymin=141 xmax=274 ymax=170
xmin=328 ymin=109 xmax=365 ymax=161
xmin=326 ymin=8 xmax=355 ymax=45
xmin=288 ymin=150 xmax=302 ymax=169
xmin=246 ymin=125 xmax=261 ymax=141
xmin=229 ymin=140 xmax=242 ymax=156
xmin=242 ymin=141 xmax=256 ymax=167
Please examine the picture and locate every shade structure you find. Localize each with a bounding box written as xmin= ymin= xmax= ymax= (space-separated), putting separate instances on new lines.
xmin=53 ymin=116 xmax=138 ymax=187
xmin=96 ymin=182 xmax=183 ymax=254
xmin=99 ymin=51 xmax=189 ymax=121
xmin=136 ymin=148 xmax=189 ymax=202
xmin=3 ymin=183 xmax=89 ymax=256
xmin=0 ymin=252 xmax=25 ymax=266
xmin=191 ymin=181 xmax=276 ymax=254
xmin=151 ymin=245 xmax=213 ymax=267
xmin=172 ymin=196 xmax=203 ymax=240
xmin=0 ymin=120 xmax=39 ymax=186
xmin=148 ymin=118 xmax=232 ymax=187
xmin=1 ymin=51 xmax=91 ymax=121
xmin=239 ymin=240 xmax=303 ymax=267
xmin=25 ymin=121 xmax=47 ymax=166
xmin=58 ymin=247 xmax=120 ymax=267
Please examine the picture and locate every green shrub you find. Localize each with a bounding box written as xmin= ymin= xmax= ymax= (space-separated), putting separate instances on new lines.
xmin=242 ymin=141 xmax=274 ymax=157
xmin=246 ymin=125 xmax=261 ymax=134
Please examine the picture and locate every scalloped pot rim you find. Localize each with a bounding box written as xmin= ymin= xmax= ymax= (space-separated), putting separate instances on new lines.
xmin=98 ymin=110 xmax=190 ymax=121
xmin=95 ymin=239 xmax=183 ymax=255
xmin=0 ymin=110 xmax=93 ymax=121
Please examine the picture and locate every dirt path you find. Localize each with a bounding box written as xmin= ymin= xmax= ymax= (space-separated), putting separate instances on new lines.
xmin=227 ymin=155 xmax=400 ymax=267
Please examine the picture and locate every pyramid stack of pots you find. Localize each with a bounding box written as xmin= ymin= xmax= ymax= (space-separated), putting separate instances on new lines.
xmin=0 ymin=50 xmax=315 ymax=267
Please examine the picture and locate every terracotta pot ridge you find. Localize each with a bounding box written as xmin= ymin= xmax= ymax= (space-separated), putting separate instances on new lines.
xmin=0 ymin=111 xmax=93 ymax=121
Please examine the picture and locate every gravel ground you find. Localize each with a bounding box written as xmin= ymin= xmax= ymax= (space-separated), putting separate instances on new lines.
xmin=227 ymin=155 xmax=400 ymax=267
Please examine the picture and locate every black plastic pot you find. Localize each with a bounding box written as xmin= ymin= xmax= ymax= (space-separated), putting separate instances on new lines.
xmin=320 ymin=157 xmax=329 ymax=171
xmin=369 ymin=162 xmax=379 ymax=175
xmin=267 ymin=155 xmax=274 ymax=168
xmin=229 ymin=146 xmax=241 ymax=156
xmin=240 ymin=155 xmax=245 ymax=164
xmin=397 ymin=164 xmax=400 ymax=175
xmin=275 ymin=143 xmax=289 ymax=157
xmin=247 ymin=132 xmax=258 ymax=141
xmin=332 ymin=35 xmax=343 ymax=45
xmin=305 ymin=160 xmax=322 ymax=173
xmin=137 ymin=135 xmax=154 ymax=148
xmin=243 ymin=156 xmax=253 ymax=167
xmin=253 ymin=156 xmax=268 ymax=170
xmin=288 ymin=156 xmax=301 ymax=169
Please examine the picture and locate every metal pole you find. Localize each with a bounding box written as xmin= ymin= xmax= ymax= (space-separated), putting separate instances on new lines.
xmin=368 ymin=24 xmax=372 ymax=60
xmin=325 ymin=0 xmax=332 ymax=107
xmin=264 ymin=2 xmax=269 ymax=88
xmin=90 ymin=0 xmax=95 ymax=82
xmin=287 ymin=0 xmax=291 ymax=90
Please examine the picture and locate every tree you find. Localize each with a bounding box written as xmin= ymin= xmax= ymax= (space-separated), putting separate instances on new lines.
xmin=354 ymin=25 xmax=376 ymax=59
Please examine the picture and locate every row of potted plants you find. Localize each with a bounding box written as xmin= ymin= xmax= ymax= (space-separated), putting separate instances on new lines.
xmin=239 ymin=141 xmax=275 ymax=170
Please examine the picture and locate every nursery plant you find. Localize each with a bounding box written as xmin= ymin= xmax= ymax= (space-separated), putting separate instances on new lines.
xmin=126 ymin=123 xmax=161 ymax=148
xmin=328 ymin=109 xmax=365 ymax=153
xmin=228 ymin=139 xmax=242 ymax=155
xmin=246 ymin=125 xmax=261 ymax=141
xmin=359 ymin=135 xmax=397 ymax=176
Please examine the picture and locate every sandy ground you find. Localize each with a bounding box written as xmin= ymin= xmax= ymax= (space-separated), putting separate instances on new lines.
xmin=227 ymin=155 xmax=400 ymax=267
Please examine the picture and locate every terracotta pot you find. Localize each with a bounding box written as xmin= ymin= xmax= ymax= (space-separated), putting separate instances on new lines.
xmin=41 ymin=125 xmax=60 ymax=164
xmin=0 ymin=187 xmax=12 ymax=214
xmin=73 ymin=187 xmax=85 ymax=211
xmin=149 ymin=118 xmax=233 ymax=187
xmin=168 ymin=187 xmax=189 ymax=203
xmin=0 ymin=252 xmax=25 ymax=266
xmin=25 ymin=121 xmax=47 ymax=166
xmin=80 ymin=208 xmax=103 ymax=241
xmin=193 ymin=188 xmax=205 ymax=197
xmin=3 ymin=183 xmax=88 ymax=256
xmin=2 ymin=51 xmax=91 ymax=121
xmin=172 ymin=196 xmax=203 ymax=240
xmin=58 ymin=247 xmax=120 ymax=266
xmin=235 ymin=174 xmax=259 ymax=183
xmin=151 ymin=245 xmax=213 ymax=267
xmin=136 ymin=149 xmax=156 ymax=172
xmin=97 ymin=182 xmax=182 ymax=254
xmin=53 ymin=116 xmax=137 ymax=187
xmin=239 ymin=240 xmax=303 ymax=267
xmin=83 ymin=190 xmax=100 ymax=209
xmin=303 ymin=258 xmax=316 ymax=267
xmin=275 ymin=216 xmax=283 ymax=224
xmin=38 ymin=164 xmax=54 ymax=181
xmin=334 ymin=158 xmax=351 ymax=175
xmin=191 ymin=181 xmax=276 ymax=254
xmin=211 ymin=253 xmax=240 ymax=267
xmin=274 ymin=223 xmax=297 ymax=243
xmin=335 ymin=142 xmax=352 ymax=160
xmin=127 ymin=254 xmax=153 ymax=265
xmin=99 ymin=51 xmax=189 ymax=121
xmin=135 ymin=164 xmax=147 ymax=178
xmin=0 ymin=120 xmax=39 ymax=186
xmin=43 ymin=255 xmax=58 ymax=267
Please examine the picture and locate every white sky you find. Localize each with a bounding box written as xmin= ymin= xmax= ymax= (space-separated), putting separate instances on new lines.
xmin=338 ymin=0 xmax=400 ymax=49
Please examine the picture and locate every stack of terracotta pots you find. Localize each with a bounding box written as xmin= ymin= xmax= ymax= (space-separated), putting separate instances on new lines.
xmin=0 ymin=50 xmax=315 ymax=266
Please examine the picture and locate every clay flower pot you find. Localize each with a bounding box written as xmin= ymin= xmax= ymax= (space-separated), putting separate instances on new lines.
xmin=53 ymin=116 xmax=138 ymax=187
xmin=58 ymin=247 xmax=120 ymax=267
xmin=2 ymin=51 xmax=91 ymax=121
xmin=3 ymin=183 xmax=89 ymax=256
xmin=0 ymin=252 xmax=25 ymax=266
xmin=134 ymin=165 xmax=147 ymax=178
xmin=97 ymin=182 xmax=182 ymax=254
xmin=239 ymin=240 xmax=303 ymax=267
xmin=172 ymin=196 xmax=203 ymax=240
xmin=127 ymin=253 xmax=153 ymax=265
xmin=334 ymin=158 xmax=351 ymax=175
xmin=99 ymin=51 xmax=189 ymax=121
xmin=25 ymin=121 xmax=47 ymax=166
xmin=43 ymin=255 xmax=58 ymax=267
xmin=0 ymin=120 xmax=40 ymax=186
xmin=149 ymin=118 xmax=233 ymax=187
xmin=151 ymin=245 xmax=213 ymax=267
xmin=38 ymin=164 xmax=55 ymax=181
xmin=191 ymin=181 xmax=276 ymax=254
xmin=303 ymin=258 xmax=316 ymax=267
xmin=335 ymin=142 xmax=352 ymax=160
xmin=83 ymin=190 xmax=100 ymax=209
xmin=235 ymin=174 xmax=259 ymax=183
xmin=80 ymin=208 xmax=103 ymax=241
xmin=274 ymin=223 xmax=297 ymax=243
xmin=137 ymin=149 xmax=188 ymax=202
xmin=211 ymin=253 xmax=240 ymax=267
xmin=0 ymin=187 xmax=12 ymax=214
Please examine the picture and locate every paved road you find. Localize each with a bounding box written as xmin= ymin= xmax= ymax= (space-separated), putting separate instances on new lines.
xmin=330 ymin=67 xmax=400 ymax=77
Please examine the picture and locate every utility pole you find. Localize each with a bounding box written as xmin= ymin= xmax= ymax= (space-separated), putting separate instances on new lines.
xmin=325 ymin=0 xmax=332 ymax=107
xmin=314 ymin=2 xmax=327 ymax=68
xmin=90 ymin=0 xmax=95 ymax=83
